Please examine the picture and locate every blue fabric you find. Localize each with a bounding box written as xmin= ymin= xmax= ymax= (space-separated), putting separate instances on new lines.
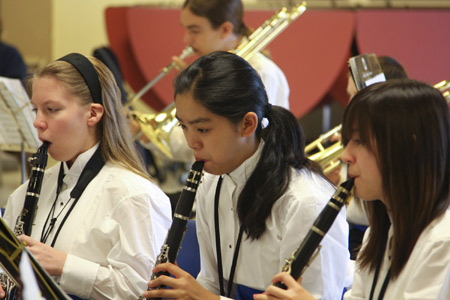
xmin=352 ymin=224 xmax=368 ymax=232
xmin=69 ymin=295 xmax=87 ymax=300
xmin=177 ymin=220 xmax=201 ymax=278
xmin=0 ymin=41 xmax=27 ymax=85
xmin=236 ymin=284 xmax=264 ymax=300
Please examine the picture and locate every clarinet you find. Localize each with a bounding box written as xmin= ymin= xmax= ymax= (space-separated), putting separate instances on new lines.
xmin=1 ymin=142 xmax=53 ymax=299
xmin=138 ymin=160 xmax=204 ymax=300
xmin=274 ymin=178 xmax=354 ymax=289
xmin=14 ymin=141 xmax=49 ymax=236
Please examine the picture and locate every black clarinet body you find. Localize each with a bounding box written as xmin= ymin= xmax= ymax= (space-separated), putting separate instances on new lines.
xmin=2 ymin=142 xmax=71 ymax=299
xmin=14 ymin=141 xmax=49 ymax=236
xmin=139 ymin=160 xmax=204 ymax=300
xmin=274 ymin=178 xmax=354 ymax=289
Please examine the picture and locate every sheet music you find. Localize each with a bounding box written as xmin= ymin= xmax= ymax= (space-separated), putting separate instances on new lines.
xmin=348 ymin=53 xmax=386 ymax=92
xmin=20 ymin=251 xmax=45 ymax=300
xmin=0 ymin=76 xmax=39 ymax=152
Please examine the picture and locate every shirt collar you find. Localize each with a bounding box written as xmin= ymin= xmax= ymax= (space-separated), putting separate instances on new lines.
xmin=63 ymin=143 xmax=100 ymax=178
xmin=226 ymin=140 xmax=264 ymax=186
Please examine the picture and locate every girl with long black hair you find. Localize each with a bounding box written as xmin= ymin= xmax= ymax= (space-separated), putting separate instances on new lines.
xmin=142 ymin=51 xmax=349 ymax=300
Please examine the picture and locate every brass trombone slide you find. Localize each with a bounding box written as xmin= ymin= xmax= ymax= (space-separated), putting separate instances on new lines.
xmin=236 ymin=3 xmax=307 ymax=61
xmin=124 ymin=46 xmax=194 ymax=109
xmin=435 ymin=80 xmax=450 ymax=102
xmin=306 ymin=124 xmax=342 ymax=175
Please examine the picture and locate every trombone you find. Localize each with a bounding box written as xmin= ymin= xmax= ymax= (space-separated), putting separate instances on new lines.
xmin=306 ymin=79 xmax=450 ymax=176
xmin=435 ymin=79 xmax=450 ymax=102
xmin=305 ymin=124 xmax=342 ymax=175
xmin=130 ymin=2 xmax=307 ymax=160
xmin=124 ymin=46 xmax=194 ymax=109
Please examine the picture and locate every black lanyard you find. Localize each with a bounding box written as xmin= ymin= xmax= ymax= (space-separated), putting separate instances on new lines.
xmin=40 ymin=146 xmax=104 ymax=247
xmin=40 ymin=164 xmax=68 ymax=244
xmin=214 ymin=176 xmax=245 ymax=298
xmin=369 ymin=237 xmax=391 ymax=300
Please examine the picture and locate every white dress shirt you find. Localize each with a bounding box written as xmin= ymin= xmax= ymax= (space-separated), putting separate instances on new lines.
xmin=196 ymin=142 xmax=350 ymax=300
xmin=4 ymin=144 xmax=172 ymax=299
xmin=248 ymin=52 xmax=290 ymax=110
xmin=344 ymin=208 xmax=450 ymax=300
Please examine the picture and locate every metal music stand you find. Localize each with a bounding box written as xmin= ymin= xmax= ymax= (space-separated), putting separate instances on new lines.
xmin=0 ymin=76 xmax=40 ymax=184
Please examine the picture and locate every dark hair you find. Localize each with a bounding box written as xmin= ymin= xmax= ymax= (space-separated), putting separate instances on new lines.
xmin=174 ymin=51 xmax=322 ymax=239
xmin=378 ymin=56 xmax=408 ymax=80
xmin=342 ymin=78 xmax=450 ymax=279
xmin=183 ymin=0 xmax=250 ymax=36
xmin=93 ymin=46 xmax=128 ymax=105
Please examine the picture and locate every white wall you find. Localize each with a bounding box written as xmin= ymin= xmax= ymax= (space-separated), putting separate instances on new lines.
xmin=52 ymin=0 xmax=167 ymax=60
xmin=51 ymin=0 xmax=261 ymax=60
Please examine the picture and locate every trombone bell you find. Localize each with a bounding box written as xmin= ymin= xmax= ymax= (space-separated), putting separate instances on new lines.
xmin=132 ymin=103 xmax=177 ymax=160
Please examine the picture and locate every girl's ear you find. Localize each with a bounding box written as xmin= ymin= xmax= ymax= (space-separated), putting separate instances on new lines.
xmin=240 ymin=112 xmax=258 ymax=137
xmin=87 ymin=103 xmax=104 ymax=127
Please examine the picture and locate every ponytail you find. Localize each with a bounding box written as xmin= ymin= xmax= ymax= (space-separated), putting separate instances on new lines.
xmin=238 ymin=106 xmax=322 ymax=239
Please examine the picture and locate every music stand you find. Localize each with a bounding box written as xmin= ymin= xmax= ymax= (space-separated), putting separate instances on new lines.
xmin=0 ymin=76 xmax=40 ymax=183
xmin=0 ymin=218 xmax=71 ymax=299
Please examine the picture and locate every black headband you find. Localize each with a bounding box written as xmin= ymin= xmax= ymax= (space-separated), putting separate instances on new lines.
xmin=57 ymin=53 xmax=102 ymax=104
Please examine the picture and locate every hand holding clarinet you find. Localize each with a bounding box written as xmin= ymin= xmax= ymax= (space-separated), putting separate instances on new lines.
xmin=139 ymin=161 xmax=219 ymax=300
xmin=254 ymin=179 xmax=354 ymax=300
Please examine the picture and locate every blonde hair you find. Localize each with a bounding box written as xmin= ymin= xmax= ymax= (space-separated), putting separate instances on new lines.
xmin=31 ymin=55 xmax=151 ymax=180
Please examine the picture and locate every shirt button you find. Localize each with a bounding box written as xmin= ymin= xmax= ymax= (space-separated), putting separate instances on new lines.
xmin=229 ymin=244 xmax=232 ymax=249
